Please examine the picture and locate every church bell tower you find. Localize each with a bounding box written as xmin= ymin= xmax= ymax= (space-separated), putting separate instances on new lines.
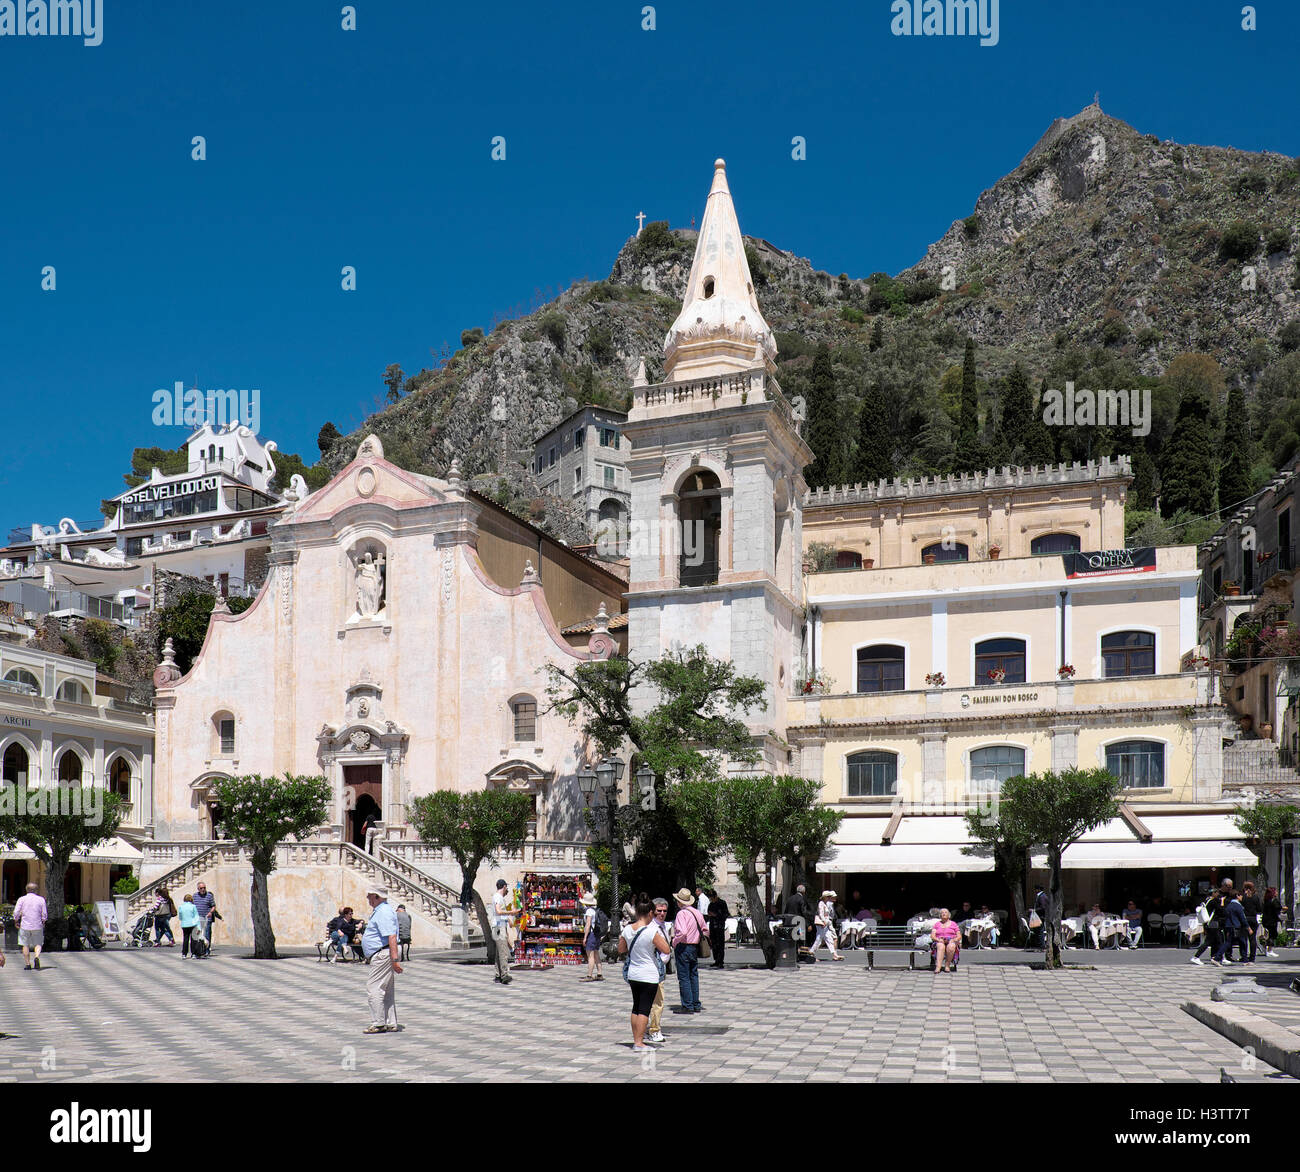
xmin=624 ymin=159 xmax=812 ymax=768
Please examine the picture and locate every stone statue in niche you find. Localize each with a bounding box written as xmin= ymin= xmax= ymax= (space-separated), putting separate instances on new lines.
xmin=358 ymin=699 xmax=370 ymax=719
xmin=354 ymin=551 xmax=386 ymax=618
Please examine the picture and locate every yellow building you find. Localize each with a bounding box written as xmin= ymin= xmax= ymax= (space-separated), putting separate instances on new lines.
xmin=791 ymin=459 xmax=1254 ymax=918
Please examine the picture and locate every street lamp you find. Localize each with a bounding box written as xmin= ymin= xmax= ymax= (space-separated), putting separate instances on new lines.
xmin=577 ymin=766 xmax=596 ymax=798
xmin=635 ymin=762 xmax=655 ymax=809
xmin=591 ymin=756 xmax=625 ymax=933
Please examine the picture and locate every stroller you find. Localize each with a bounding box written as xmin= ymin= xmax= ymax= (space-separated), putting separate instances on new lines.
xmin=128 ymin=913 xmax=154 ymax=948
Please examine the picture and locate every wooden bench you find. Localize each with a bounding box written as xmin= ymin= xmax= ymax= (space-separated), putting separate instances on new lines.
xmin=860 ymin=925 xmax=928 ymax=971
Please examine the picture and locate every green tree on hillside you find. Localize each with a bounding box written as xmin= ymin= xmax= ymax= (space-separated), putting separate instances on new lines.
xmin=805 ymin=348 xmax=847 ymax=488
xmin=1218 ymin=382 xmax=1252 ymax=513
xmin=851 ymin=383 xmax=893 ymax=485
xmin=1161 ymin=390 xmax=1217 ymax=515
xmin=956 ymin=337 xmax=981 ymax=470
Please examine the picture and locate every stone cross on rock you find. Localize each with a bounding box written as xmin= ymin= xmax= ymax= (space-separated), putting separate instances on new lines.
xmin=635 ymin=211 xmax=646 ymax=236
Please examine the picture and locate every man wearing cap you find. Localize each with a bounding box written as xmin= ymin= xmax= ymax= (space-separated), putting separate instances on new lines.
xmin=671 ymin=888 xmax=707 ymax=1014
xmin=491 ymin=878 xmax=514 ymax=985
xmin=362 ymin=886 xmax=403 ymax=1033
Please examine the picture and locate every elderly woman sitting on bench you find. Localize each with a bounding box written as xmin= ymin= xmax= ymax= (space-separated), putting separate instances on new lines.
xmin=932 ymin=908 xmax=961 ymax=973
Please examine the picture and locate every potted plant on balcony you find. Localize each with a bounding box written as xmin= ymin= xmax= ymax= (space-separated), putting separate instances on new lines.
xmin=1057 ymin=664 xmax=1076 ymax=679
xmin=988 ymin=543 xmax=1002 ymax=560
xmin=1222 ymin=581 xmax=1241 ymax=596
xmin=923 ymin=552 xmax=938 ymax=565
xmin=863 ymin=557 xmax=875 ymax=570
xmin=986 ymin=667 xmax=1007 ymax=685
xmin=794 ymin=667 xmax=835 ymax=695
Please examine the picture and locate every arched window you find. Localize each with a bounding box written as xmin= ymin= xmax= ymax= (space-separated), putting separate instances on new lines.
xmin=846 ymin=750 xmax=898 ymax=797
xmin=2 ymin=743 xmax=28 ymax=786
xmin=835 ymin=550 xmax=863 ymax=570
xmin=856 ymin=645 xmax=905 ymax=693
xmin=595 ymin=499 xmax=627 ymax=557
xmin=56 ymin=750 xmax=83 ymax=785
xmin=109 ymin=756 xmax=132 ymax=801
xmin=1031 ymin=532 xmax=1082 ymax=555
xmin=1105 ymin=740 xmax=1165 ymax=788
xmin=922 ymin=541 xmax=968 ymax=563
xmin=975 ymin=637 xmax=1027 ymax=684
xmin=56 ymin=679 xmax=91 ymax=704
xmin=970 ymin=746 xmax=1026 ymax=795
xmin=512 ymin=697 xmax=537 ymax=742
xmin=678 ymin=470 xmax=721 ymax=587
xmin=213 ymin=712 xmax=236 ymax=757
xmin=2 ymin=668 xmax=40 ymax=695
xmin=1102 ymin=630 xmax=1155 ymax=677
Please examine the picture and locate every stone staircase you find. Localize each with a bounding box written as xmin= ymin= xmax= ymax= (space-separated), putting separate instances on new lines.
xmin=126 ymin=844 xmax=240 ymax=922
xmin=1222 ymin=739 xmax=1300 ymax=799
xmin=339 ymin=843 xmax=481 ymax=944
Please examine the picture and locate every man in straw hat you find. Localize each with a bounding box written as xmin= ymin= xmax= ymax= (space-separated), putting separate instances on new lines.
xmin=361 ymin=885 xmax=403 ymax=1033
xmin=671 ymin=888 xmax=708 ymax=1014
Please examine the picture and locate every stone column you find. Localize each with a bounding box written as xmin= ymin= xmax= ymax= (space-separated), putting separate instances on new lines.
xmin=1192 ymin=714 xmax=1223 ymax=801
xmin=1050 ymin=721 xmax=1080 ymax=774
xmin=921 ymin=729 xmax=947 ymax=806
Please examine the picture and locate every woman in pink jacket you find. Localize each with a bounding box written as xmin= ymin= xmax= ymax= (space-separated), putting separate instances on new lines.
xmin=932 ymin=908 xmax=961 ymax=972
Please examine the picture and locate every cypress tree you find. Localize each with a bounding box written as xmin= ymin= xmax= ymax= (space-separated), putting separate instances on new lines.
xmin=915 ymin=408 xmax=956 ymax=476
xmin=956 ymin=337 xmax=980 ymax=469
xmin=1218 ymin=382 xmax=1252 ymax=512
xmin=1130 ymin=446 xmax=1157 ymax=510
xmin=1161 ymin=390 xmax=1217 ymax=515
xmin=997 ymin=363 xmax=1033 ymax=458
xmin=805 ymin=348 xmax=847 ymax=489
xmin=1024 ymin=380 xmax=1058 ymax=466
xmin=851 ymin=382 xmax=893 ymax=485
xmin=869 ymin=317 xmax=884 ymax=352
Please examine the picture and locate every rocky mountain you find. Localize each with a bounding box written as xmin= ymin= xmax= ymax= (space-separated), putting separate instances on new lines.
xmin=312 ymin=105 xmax=1300 ymax=540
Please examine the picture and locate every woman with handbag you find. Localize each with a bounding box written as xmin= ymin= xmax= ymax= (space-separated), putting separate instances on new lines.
xmin=1261 ymin=887 xmax=1285 ymax=958
xmin=618 ymin=897 xmax=671 ymax=1052
xmin=151 ymin=888 xmax=176 ymax=947
xmin=808 ymin=890 xmax=844 ymax=960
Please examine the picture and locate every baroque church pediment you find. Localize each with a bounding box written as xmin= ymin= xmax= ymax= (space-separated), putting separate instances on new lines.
xmin=289 ymin=438 xmax=452 ymax=525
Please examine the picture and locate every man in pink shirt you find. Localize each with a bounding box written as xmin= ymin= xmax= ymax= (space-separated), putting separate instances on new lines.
xmin=14 ymin=882 xmax=48 ymax=970
xmin=672 ymin=888 xmax=707 ymax=1014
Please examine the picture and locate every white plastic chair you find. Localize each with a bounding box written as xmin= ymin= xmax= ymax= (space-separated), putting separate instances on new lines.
xmin=1163 ymin=913 xmax=1182 ymax=945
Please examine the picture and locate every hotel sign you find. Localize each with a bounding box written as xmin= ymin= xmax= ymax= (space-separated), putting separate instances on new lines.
xmin=1063 ymin=546 xmax=1157 ymax=579
xmin=122 ymin=476 xmax=218 ymax=506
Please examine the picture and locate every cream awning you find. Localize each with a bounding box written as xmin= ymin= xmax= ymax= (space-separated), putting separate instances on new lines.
xmin=2 ymin=837 xmax=142 ymax=865
xmin=821 ymin=815 xmax=993 ymax=873
xmin=1030 ymin=813 xmax=1257 ymax=870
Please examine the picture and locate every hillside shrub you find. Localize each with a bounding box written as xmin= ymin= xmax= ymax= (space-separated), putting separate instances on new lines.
xmin=1101 ymin=318 xmax=1129 ymax=346
xmin=539 ymin=311 xmax=567 ymax=349
xmin=1265 ymin=227 xmax=1292 ymax=255
xmin=1235 ymin=169 xmax=1269 ymax=197
xmin=1220 ymin=220 xmax=1260 ymax=260
xmin=963 ymin=214 xmax=981 ymax=238
xmin=839 ymin=306 xmax=865 ymax=324
xmin=1278 ymin=320 xmax=1300 ymax=354
xmin=630 ymin=220 xmax=681 ymax=264
xmin=460 ymin=327 xmax=484 ymax=348
xmin=585 ymin=325 xmax=615 ymax=365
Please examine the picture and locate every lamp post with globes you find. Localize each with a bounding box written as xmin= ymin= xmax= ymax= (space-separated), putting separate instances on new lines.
xmin=576 ymin=756 xmax=658 ymax=934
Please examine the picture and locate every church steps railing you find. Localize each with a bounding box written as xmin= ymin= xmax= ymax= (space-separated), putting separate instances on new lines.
xmin=128 ymin=843 xmax=238 ymax=918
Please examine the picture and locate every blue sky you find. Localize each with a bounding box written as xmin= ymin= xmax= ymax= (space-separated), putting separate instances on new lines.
xmin=1 ymin=0 xmax=1296 ymax=533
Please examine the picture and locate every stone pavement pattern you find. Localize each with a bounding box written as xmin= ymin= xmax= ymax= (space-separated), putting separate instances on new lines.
xmin=0 ymin=950 xmax=1292 ymax=1083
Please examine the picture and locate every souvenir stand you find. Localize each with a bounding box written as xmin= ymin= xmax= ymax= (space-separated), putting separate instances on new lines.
xmin=513 ymin=871 xmax=592 ymax=968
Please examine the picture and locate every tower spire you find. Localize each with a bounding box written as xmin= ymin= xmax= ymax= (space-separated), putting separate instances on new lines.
xmin=663 ymin=158 xmax=776 ymax=382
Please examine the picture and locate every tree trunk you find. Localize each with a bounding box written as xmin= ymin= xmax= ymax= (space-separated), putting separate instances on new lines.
xmin=1044 ymin=846 xmax=1064 ymax=969
xmin=742 ymin=862 xmax=777 ymax=969
xmin=250 ymin=866 xmax=276 ymax=959
xmin=42 ymin=850 xmax=69 ymax=951
xmin=472 ymin=888 xmax=496 ymax=963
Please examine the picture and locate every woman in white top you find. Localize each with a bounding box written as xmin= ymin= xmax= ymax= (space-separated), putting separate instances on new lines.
xmin=809 ymin=890 xmax=844 ymax=960
xmin=618 ymin=897 xmax=672 ymax=1051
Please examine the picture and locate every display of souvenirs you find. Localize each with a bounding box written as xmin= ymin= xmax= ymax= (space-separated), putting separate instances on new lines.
xmin=513 ymin=871 xmax=592 ymax=967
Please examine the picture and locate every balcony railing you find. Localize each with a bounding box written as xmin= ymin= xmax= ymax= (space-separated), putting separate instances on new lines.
xmin=679 ymin=559 xmax=720 ymax=588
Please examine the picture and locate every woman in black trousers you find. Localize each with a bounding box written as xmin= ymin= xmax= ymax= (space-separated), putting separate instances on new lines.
xmin=1240 ymin=882 xmax=1262 ymax=963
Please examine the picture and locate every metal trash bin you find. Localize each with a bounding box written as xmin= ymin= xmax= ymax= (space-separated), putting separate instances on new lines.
xmin=774 ymin=916 xmax=802 ymax=969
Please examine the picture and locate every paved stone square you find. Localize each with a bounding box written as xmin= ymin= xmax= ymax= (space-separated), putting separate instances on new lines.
xmin=0 ymin=946 xmax=1294 ymax=1083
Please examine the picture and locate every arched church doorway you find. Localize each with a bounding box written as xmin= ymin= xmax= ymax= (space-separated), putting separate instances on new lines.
xmin=345 ymin=762 xmax=383 ymax=848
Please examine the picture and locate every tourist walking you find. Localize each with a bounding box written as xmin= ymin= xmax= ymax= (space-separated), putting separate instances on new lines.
xmin=1240 ymin=882 xmax=1261 ymax=963
xmin=361 ymin=885 xmax=403 ymax=1033
xmin=706 ymin=890 xmax=730 ymax=969
xmin=671 ymin=888 xmax=707 ymax=1013
xmin=491 ymin=879 xmax=514 ymax=984
xmin=1192 ymin=881 xmax=1233 ymax=965
xmin=695 ymin=886 xmax=710 ymax=917
xmin=192 ymin=881 xmax=220 ymax=954
xmin=645 ymin=898 xmax=673 ymax=1044
xmin=932 ymin=908 xmax=961 ymax=972
xmin=809 ymin=890 xmax=844 ymax=960
xmin=178 ymin=894 xmax=202 ymax=958
xmin=618 ymin=897 xmax=671 ymax=1052
xmin=1219 ymin=892 xmax=1249 ymax=965
xmin=580 ymin=892 xmax=605 ymax=981
xmin=14 ymin=882 xmax=47 ymax=971
xmin=151 ymin=888 xmax=176 ymax=946
xmin=1031 ymin=884 xmax=1049 ymax=948
xmin=783 ymin=883 xmax=812 ymax=944
xmin=1261 ymin=887 xmax=1285 ymax=958
xmin=395 ymin=904 xmax=412 ymax=962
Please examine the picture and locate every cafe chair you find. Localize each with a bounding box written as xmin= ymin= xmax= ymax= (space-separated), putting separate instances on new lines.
xmin=1146 ymin=913 xmax=1164 ymax=942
